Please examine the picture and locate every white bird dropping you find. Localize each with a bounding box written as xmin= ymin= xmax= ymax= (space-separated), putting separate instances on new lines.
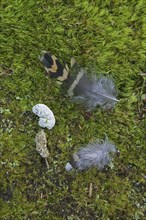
xmin=32 ymin=104 xmax=55 ymax=130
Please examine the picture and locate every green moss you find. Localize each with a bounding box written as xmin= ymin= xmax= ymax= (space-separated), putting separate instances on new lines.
xmin=0 ymin=0 xmax=145 ymax=219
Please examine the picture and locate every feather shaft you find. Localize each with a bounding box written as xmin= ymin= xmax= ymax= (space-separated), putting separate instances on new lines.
xmin=83 ymin=87 xmax=119 ymax=102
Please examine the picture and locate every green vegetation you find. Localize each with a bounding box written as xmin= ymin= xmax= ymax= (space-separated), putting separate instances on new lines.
xmin=0 ymin=0 xmax=145 ymax=219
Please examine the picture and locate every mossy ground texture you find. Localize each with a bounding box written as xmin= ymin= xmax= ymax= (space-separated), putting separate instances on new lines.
xmin=0 ymin=0 xmax=146 ymax=219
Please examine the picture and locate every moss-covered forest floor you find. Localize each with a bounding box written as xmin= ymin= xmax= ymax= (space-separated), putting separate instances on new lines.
xmin=0 ymin=0 xmax=146 ymax=219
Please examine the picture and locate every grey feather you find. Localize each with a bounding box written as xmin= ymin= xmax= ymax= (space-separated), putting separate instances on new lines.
xmin=65 ymin=139 xmax=116 ymax=171
xmin=67 ymin=68 xmax=119 ymax=110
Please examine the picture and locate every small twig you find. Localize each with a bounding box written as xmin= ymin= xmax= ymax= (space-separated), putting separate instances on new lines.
xmin=40 ymin=193 xmax=43 ymax=199
xmin=89 ymin=182 xmax=93 ymax=197
xmin=139 ymin=73 xmax=146 ymax=76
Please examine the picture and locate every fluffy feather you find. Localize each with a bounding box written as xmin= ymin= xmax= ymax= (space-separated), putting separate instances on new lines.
xmin=65 ymin=139 xmax=116 ymax=171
